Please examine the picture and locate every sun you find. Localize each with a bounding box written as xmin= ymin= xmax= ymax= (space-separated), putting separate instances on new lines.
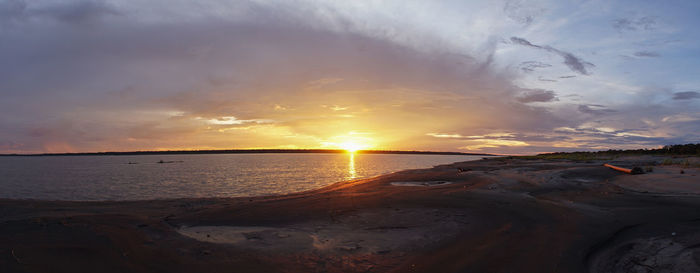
xmin=339 ymin=141 xmax=364 ymax=153
xmin=326 ymin=133 xmax=375 ymax=153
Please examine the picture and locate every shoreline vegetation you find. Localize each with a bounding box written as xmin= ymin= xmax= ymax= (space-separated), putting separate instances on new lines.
xmin=0 ymin=149 xmax=492 ymax=157
xmin=520 ymin=143 xmax=700 ymax=161
xmin=515 ymin=143 xmax=700 ymax=169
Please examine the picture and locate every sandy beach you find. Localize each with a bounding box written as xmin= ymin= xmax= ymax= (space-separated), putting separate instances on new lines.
xmin=1 ymin=156 xmax=699 ymax=273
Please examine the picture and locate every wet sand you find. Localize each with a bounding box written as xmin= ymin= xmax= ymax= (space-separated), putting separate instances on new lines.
xmin=1 ymin=156 xmax=699 ymax=272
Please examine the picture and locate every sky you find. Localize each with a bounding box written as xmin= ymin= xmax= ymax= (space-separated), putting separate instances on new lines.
xmin=1 ymin=0 xmax=699 ymax=154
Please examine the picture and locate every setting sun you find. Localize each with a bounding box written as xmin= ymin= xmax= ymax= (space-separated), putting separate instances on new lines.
xmin=340 ymin=141 xmax=364 ymax=153
xmin=323 ymin=133 xmax=376 ymax=153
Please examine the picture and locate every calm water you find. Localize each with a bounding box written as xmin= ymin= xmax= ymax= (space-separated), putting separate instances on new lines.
xmin=0 ymin=153 xmax=485 ymax=201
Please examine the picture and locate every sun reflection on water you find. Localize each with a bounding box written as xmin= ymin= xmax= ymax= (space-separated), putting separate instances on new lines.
xmin=347 ymin=152 xmax=357 ymax=180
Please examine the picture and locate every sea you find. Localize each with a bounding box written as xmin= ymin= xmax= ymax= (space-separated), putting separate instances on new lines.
xmin=0 ymin=153 xmax=486 ymax=201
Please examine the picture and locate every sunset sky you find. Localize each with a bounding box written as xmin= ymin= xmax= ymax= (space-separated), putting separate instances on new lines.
xmin=1 ymin=0 xmax=699 ymax=154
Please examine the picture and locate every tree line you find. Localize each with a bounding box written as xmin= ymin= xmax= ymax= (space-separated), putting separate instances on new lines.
xmin=542 ymin=143 xmax=700 ymax=157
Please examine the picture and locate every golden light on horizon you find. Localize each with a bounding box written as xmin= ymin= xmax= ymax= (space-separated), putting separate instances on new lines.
xmin=340 ymin=141 xmax=364 ymax=153
xmin=323 ymin=132 xmax=376 ymax=153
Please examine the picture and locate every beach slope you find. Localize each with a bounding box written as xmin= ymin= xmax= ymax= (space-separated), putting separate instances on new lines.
xmin=1 ymin=156 xmax=699 ymax=272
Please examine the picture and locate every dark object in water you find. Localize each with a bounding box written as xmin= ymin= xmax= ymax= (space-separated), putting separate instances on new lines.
xmin=681 ymin=169 xmax=685 ymax=174
xmin=157 ymin=160 xmax=184 ymax=164
xmin=603 ymin=163 xmax=644 ymax=175
xmin=127 ymin=162 xmax=138 ymax=164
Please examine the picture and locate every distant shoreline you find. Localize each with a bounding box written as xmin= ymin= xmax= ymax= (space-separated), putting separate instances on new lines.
xmin=0 ymin=149 xmax=494 ymax=157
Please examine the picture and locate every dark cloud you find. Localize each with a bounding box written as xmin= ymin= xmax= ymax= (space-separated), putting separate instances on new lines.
xmin=0 ymin=0 xmax=120 ymax=25
xmin=618 ymin=55 xmax=634 ymax=60
xmin=516 ymin=89 xmax=558 ymax=103
xmin=578 ymin=104 xmax=617 ymax=115
xmin=559 ymin=75 xmax=576 ymax=79
xmin=0 ymin=0 xmax=27 ymax=23
xmin=633 ymin=51 xmax=660 ymax=58
xmin=503 ymin=0 xmax=546 ymax=26
xmin=510 ymin=36 xmax=537 ymax=47
xmin=34 ymin=1 xmax=121 ymax=24
xmin=612 ymin=16 xmax=656 ymax=33
xmin=518 ymin=61 xmax=551 ymax=73
xmin=538 ymin=76 xmax=557 ymax=82
xmin=510 ymin=37 xmax=594 ymax=75
xmin=612 ymin=18 xmax=636 ymax=32
xmin=673 ymin=91 xmax=700 ymax=100
xmin=560 ymin=51 xmax=593 ymax=75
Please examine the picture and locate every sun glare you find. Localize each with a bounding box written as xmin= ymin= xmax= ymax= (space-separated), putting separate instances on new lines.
xmin=326 ymin=133 xmax=375 ymax=153
xmin=340 ymin=141 xmax=363 ymax=153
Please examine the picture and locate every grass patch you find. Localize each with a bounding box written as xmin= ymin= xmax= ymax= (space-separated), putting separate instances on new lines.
xmin=516 ymin=153 xmax=615 ymax=162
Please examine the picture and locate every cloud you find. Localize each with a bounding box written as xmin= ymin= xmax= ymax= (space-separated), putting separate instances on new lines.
xmin=516 ymin=89 xmax=558 ymax=103
xmin=0 ymin=1 xmax=697 ymax=154
xmin=503 ymin=0 xmax=546 ymax=26
xmin=510 ymin=36 xmax=537 ymax=47
xmin=426 ymin=133 xmax=467 ymax=139
xmin=633 ymin=51 xmax=660 ymax=57
xmin=0 ymin=0 xmax=27 ymax=23
xmin=661 ymin=114 xmax=700 ymax=123
xmin=36 ymin=1 xmax=120 ymax=24
xmin=577 ymin=104 xmax=617 ymax=115
xmin=0 ymin=0 xmax=120 ymax=25
xmin=1 ymin=0 xmax=576 ymax=153
xmin=612 ymin=16 xmax=656 ymax=33
xmin=518 ymin=61 xmax=551 ymax=73
xmin=673 ymin=91 xmax=700 ymax=100
xmin=553 ymin=125 xmax=665 ymax=144
xmin=538 ymin=76 xmax=557 ymax=82
xmin=510 ymin=37 xmax=594 ymax=75
xmin=426 ymin=132 xmax=530 ymax=150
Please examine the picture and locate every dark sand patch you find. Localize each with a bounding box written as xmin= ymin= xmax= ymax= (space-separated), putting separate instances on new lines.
xmin=588 ymin=221 xmax=700 ymax=273
xmin=611 ymin=166 xmax=700 ymax=195
xmin=389 ymin=181 xmax=452 ymax=187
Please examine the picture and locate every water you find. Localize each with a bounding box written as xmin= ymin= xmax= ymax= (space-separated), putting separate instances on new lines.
xmin=0 ymin=153 xmax=485 ymax=201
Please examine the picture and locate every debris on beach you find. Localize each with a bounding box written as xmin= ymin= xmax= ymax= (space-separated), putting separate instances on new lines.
xmin=603 ymin=163 xmax=644 ymax=175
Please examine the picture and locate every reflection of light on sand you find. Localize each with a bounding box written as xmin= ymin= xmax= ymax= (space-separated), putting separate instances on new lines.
xmin=177 ymin=208 xmax=466 ymax=254
xmin=347 ymin=153 xmax=357 ymax=180
xmin=178 ymin=226 xmax=273 ymax=244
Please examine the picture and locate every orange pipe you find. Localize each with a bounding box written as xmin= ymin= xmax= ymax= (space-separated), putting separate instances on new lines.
xmin=604 ymin=164 xmax=644 ymax=175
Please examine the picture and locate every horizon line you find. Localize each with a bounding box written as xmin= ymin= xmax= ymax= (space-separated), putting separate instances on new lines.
xmin=0 ymin=148 xmax=497 ymax=157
